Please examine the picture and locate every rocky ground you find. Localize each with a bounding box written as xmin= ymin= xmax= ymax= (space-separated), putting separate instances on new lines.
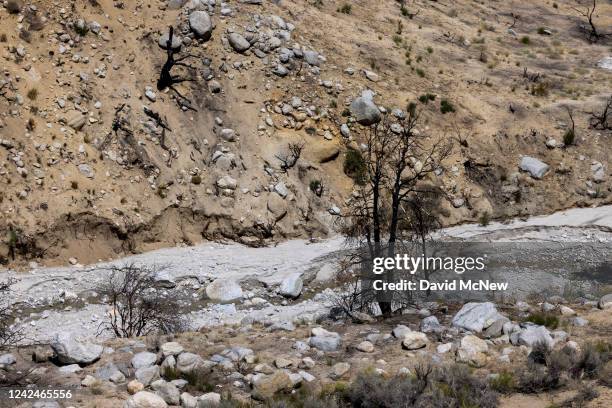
xmin=1 ymin=0 xmax=611 ymax=267
xmin=1 ymin=291 xmax=611 ymax=407
xmin=0 ymin=205 xmax=610 ymax=407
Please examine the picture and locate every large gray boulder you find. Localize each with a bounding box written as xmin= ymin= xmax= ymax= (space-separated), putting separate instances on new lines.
xmin=151 ymin=380 xmax=180 ymax=405
xmin=205 ymin=279 xmax=243 ymax=302
xmin=598 ymin=293 xmax=612 ymax=310
xmin=456 ymin=335 xmax=488 ymax=367
xmin=279 ymin=273 xmax=303 ymax=298
xmin=420 ymin=316 xmax=442 ymax=333
xmin=309 ymin=327 xmax=341 ymax=352
xmin=303 ymin=50 xmax=320 ymax=66
xmin=401 ymin=332 xmax=428 ymax=350
xmin=124 ymin=391 xmax=168 ymax=408
xmin=228 ymin=32 xmax=250 ymax=53
xmin=132 ymin=352 xmax=158 ymax=369
xmin=512 ymin=325 xmax=554 ymax=348
xmin=189 ymin=11 xmax=213 ymax=40
xmin=176 ymin=352 xmax=205 ymax=373
xmin=350 ymin=91 xmax=381 ymax=125
xmin=135 ymin=365 xmax=161 ymax=387
xmin=519 ymin=156 xmax=549 ymax=179
xmin=50 ymin=332 xmax=103 ymax=365
xmin=452 ymin=302 xmax=504 ymax=333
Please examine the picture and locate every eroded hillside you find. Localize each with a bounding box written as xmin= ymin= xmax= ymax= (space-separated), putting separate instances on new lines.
xmin=0 ymin=0 xmax=610 ymax=266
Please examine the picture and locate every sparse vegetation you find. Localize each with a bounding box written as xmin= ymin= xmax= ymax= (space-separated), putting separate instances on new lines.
xmin=520 ymin=36 xmax=531 ymax=45
xmin=418 ymin=93 xmax=436 ymax=104
xmin=310 ymin=179 xmax=324 ymax=197
xmin=191 ymin=175 xmax=202 ymax=185
xmin=440 ymin=99 xmax=455 ymax=114
xmin=479 ymin=212 xmax=490 ymax=226
xmin=524 ymin=312 xmax=559 ymax=329
xmin=338 ymin=3 xmax=352 ymax=14
xmin=26 ymin=88 xmax=38 ymax=100
xmin=343 ymin=149 xmax=367 ymax=185
xmin=0 ymin=279 xmax=23 ymax=348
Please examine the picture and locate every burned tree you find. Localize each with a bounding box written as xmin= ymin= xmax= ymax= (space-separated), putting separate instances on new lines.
xmin=144 ymin=106 xmax=178 ymax=167
xmin=157 ymin=26 xmax=199 ymax=111
xmin=0 ymin=279 xmax=23 ymax=349
xmin=98 ymin=264 xmax=186 ymax=338
xmin=589 ymin=96 xmax=612 ymax=130
xmin=572 ymin=0 xmax=610 ymax=43
xmin=275 ymin=142 xmax=305 ymax=172
xmin=339 ymin=105 xmax=452 ymax=317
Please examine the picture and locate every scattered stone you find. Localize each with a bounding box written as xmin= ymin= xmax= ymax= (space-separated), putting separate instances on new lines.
xmin=356 ymin=341 xmax=374 ymax=353
xmin=125 ymin=391 xmax=168 ymax=408
xmin=350 ymin=91 xmax=381 ymax=125
xmin=206 ymin=279 xmax=243 ymax=302
xmin=331 ymin=362 xmax=350 ymax=379
xmin=401 ymin=332 xmax=428 ymax=350
xmin=127 ymin=380 xmax=145 ymax=395
xmin=279 ymin=273 xmax=303 ymax=298
xmin=151 ymin=380 xmax=180 ymax=405
xmin=189 ymin=11 xmax=213 ymax=40
xmin=519 ymin=156 xmax=550 ymax=179
xmin=50 ymin=332 xmax=103 ymax=365
xmin=132 ymin=351 xmax=158 ymax=369
xmin=0 ymin=353 xmax=16 ymax=366
xmin=436 ymin=343 xmax=452 ymax=354
xmin=513 ymin=325 xmax=554 ymax=348
xmin=420 ymin=316 xmax=442 ymax=333
xmin=135 ymin=365 xmax=161 ymax=387
xmin=199 ymin=392 xmax=222 ymax=406
xmin=309 ymin=327 xmax=341 ymax=352
xmin=451 ymin=302 xmax=503 ymax=333
xmin=228 ymin=33 xmax=251 ymax=53
xmin=597 ymin=56 xmax=612 ymax=70
xmin=559 ymin=305 xmax=576 ymax=316
xmin=161 ymin=342 xmax=184 ymax=357
xmin=456 ymin=335 xmax=488 ymax=367
xmin=176 ymin=352 xmax=205 ymax=374
xmin=252 ymin=371 xmax=292 ymax=400
xmin=598 ymin=294 xmax=612 ymax=310
xmin=392 ymin=325 xmax=411 ymax=338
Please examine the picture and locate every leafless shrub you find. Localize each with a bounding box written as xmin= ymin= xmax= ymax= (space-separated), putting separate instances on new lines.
xmin=589 ymin=96 xmax=611 ymax=130
xmin=345 ymin=363 xmax=498 ymax=408
xmin=571 ymin=0 xmax=610 ymax=43
xmin=97 ymin=264 xmax=186 ymax=338
xmin=0 ymin=279 xmax=23 ymax=349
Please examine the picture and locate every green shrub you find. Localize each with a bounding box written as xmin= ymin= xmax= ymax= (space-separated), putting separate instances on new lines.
xmin=416 ymin=68 xmax=425 ymax=77
xmin=26 ymin=88 xmax=38 ymax=100
xmin=563 ymin=129 xmax=575 ymax=146
xmin=418 ymin=93 xmax=436 ymax=104
xmin=531 ymin=82 xmax=550 ymax=97
xmin=343 ymin=365 xmax=498 ymax=408
xmin=338 ymin=3 xmax=352 ymax=14
xmin=343 ymin=149 xmax=367 ymax=185
xmin=191 ymin=175 xmax=202 ymax=185
xmin=521 ymin=36 xmax=531 ymax=45
xmin=525 ymin=312 xmax=559 ymax=329
xmin=309 ymin=179 xmax=323 ymax=196
xmin=440 ymin=99 xmax=455 ymax=114
xmin=479 ymin=212 xmax=490 ymax=226
xmin=490 ymin=371 xmax=516 ymax=394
